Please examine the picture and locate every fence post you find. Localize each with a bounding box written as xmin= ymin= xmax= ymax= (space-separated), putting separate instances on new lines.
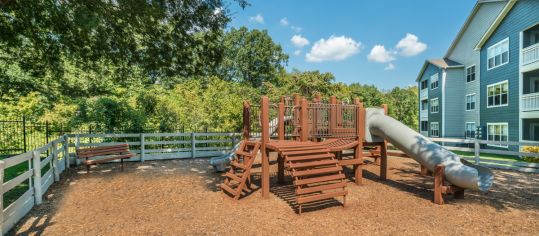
xmin=140 ymin=133 xmax=145 ymax=162
xmin=23 ymin=115 xmax=27 ymax=153
xmin=63 ymin=135 xmax=70 ymax=168
xmin=0 ymin=160 xmax=5 ymax=235
xmin=191 ymin=132 xmax=196 ymax=158
xmin=75 ymin=134 xmax=80 ymax=166
xmin=32 ymin=150 xmax=43 ymax=205
xmin=474 ymin=139 xmax=480 ymax=165
xmin=52 ymin=140 xmax=60 ymax=182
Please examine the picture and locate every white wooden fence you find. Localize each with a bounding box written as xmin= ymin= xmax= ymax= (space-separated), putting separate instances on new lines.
xmin=0 ymin=132 xmax=240 ymax=235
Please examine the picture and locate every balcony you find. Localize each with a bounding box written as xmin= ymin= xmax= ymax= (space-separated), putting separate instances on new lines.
xmin=522 ymin=43 xmax=539 ymax=66
xmin=522 ymin=92 xmax=539 ymax=112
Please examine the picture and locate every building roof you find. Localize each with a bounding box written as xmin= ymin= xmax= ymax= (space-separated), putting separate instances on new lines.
xmin=475 ymin=0 xmax=517 ymax=50
xmin=445 ymin=0 xmax=509 ymax=58
xmin=415 ymin=59 xmax=464 ymax=82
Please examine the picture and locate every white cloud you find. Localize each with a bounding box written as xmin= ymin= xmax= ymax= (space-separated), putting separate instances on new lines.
xmin=213 ymin=7 xmax=223 ymax=15
xmin=306 ymin=35 xmax=361 ymax=62
xmin=294 ymin=50 xmax=301 ymax=56
xmin=291 ymin=35 xmax=310 ymax=48
xmin=367 ymin=45 xmax=395 ymax=63
xmin=395 ymin=33 xmax=427 ymax=56
xmin=249 ymin=14 xmax=264 ymax=24
xmin=384 ymin=63 xmax=395 ymax=70
xmin=280 ymin=17 xmax=289 ymax=26
xmin=291 ymin=25 xmax=302 ymax=33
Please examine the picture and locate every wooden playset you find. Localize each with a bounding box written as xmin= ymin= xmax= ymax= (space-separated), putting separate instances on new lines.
xmin=220 ymin=94 xmax=468 ymax=213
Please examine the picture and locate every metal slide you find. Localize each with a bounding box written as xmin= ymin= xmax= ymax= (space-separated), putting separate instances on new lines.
xmin=366 ymin=108 xmax=493 ymax=191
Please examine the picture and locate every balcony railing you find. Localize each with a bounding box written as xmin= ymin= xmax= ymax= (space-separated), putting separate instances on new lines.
xmin=522 ymin=43 xmax=539 ymax=66
xmin=522 ymin=92 xmax=539 ymax=111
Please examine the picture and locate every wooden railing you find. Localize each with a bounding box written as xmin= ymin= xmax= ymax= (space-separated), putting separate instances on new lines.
xmin=0 ymin=132 xmax=240 ymax=234
xmin=522 ymin=42 xmax=539 ymax=66
xmin=522 ymin=92 xmax=539 ymax=112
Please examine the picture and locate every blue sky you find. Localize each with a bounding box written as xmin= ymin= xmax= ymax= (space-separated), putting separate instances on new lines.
xmin=227 ymin=0 xmax=476 ymax=89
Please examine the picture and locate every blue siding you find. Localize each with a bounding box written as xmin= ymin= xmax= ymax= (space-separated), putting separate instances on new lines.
xmin=419 ymin=64 xmax=442 ymax=136
xmin=480 ymin=0 xmax=539 ymax=150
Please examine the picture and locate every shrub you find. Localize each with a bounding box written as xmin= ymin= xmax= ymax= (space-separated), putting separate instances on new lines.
xmin=522 ymin=146 xmax=539 ymax=163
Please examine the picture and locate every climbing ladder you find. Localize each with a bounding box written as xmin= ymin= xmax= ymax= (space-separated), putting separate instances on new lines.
xmin=220 ymin=140 xmax=261 ymax=200
xmin=279 ymin=143 xmax=347 ymax=214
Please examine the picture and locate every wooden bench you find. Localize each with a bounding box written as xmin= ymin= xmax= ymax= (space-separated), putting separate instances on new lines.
xmin=76 ymin=144 xmax=135 ymax=173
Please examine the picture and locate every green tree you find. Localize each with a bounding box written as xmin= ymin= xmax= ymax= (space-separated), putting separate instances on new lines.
xmin=219 ymin=27 xmax=288 ymax=87
xmin=386 ymin=86 xmax=418 ymax=129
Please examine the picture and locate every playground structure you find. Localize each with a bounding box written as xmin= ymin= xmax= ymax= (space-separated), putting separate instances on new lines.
xmin=220 ymin=94 xmax=494 ymax=213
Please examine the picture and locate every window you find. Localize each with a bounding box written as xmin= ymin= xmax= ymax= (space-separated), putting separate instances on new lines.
xmin=465 ymin=122 xmax=476 ymax=139
xmin=420 ymin=80 xmax=428 ymax=90
xmin=430 ymin=122 xmax=439 ymax=137
xmin=420 ymin=121 xmax=428 ymax=132
xmin=487 ymin=81 xmax=508 ymax=107
xmin=487 ymin=123 xmax=508 ymax=147
xmin=430 ymin=98 xmax=439 ymax=113
xmin=430 ymin=73 xmax=439 ymax=89
xmin=487 ymin=38 xmax=509 ymax=70
xmin=421 ymin=99 xmax=428 ymax=111
xmin=466 ymin=65 xmax=476 ymax=82
xmin=466 ymin=94 xmax=476 ymax=110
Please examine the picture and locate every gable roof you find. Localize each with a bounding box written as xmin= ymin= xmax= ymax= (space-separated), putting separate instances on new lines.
xmin=446 ymin=0 xmax=509 ymax=58
xmin=415 ymin=58 xmax=464 ymax=81
xmin=474 ymin=0 xmax=517 ymax=50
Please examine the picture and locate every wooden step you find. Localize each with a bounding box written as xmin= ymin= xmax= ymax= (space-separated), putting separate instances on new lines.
xmin=296 ymin=182 xmax=347 ymax=195
xmin=279 ymin=146 xmax=328 ymax=152
xmin=294 ymin=174 xmax=346 ymax=186
xmin=230 ymin=160 xmax=246 ymax=169
xmin=235 ymin=150 xmax=254 ymax=157
xmin=282 ymin=149 xmax=331 ymax=156
xmin=220 ymin=183 xmax=238 ymax=195
xmin=286 ymin=153 xmax=334 ymax=162
xmin=296 ymin=190 xmax=348 ymax=204
xmin=292 ymin=166 xmax=342 ymax=177
xmin=225 ymin=172 xmax=242 ymax=182
xmin=288 ymin=159 xmax=338 ymax=169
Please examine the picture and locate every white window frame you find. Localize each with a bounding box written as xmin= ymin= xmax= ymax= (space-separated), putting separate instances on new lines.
xmin=486 ymin=80 xmax=509 ymax=108
xmin=465 ymin=122 xmax=476 ymax=139
xmin=430 ymin=122 xmax=439 ymax=137
xmin=420 ymin=99 xmax=428 ymax=111
xmin=430 ymin=98 xmax=439 ymax=113
xmin=465 ymin=93 xmax=476 ymax=111
xmin=487 ymin=122 xmax=509 ymax=148
xmin=487 ymin=38 xmax=509 ymax=70
xmin=466 ymin=65 xmax=476 ymax=83
xmin=430 ymin=73 xmax=439 ymax=90
xmin=420 ymin=120 xmax=429 ymax=132
xmin=420 ymin=80 xmax=428 ymax=90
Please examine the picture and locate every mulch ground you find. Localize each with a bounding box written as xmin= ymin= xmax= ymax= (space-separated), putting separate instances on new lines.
xmin=9 ymin=154 xmax=539 ymax=236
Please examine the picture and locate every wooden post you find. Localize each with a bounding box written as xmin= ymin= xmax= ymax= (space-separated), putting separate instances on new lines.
xmin=300 ymin=98 xmax=309 ymax=142
xmin=380 ymin=104 xmax=389 ymax=180
xmin=474 ymin=140 xmax=480 ymax=165
xmin=354 ymin=98 xmax=365 ymax=185
xmin=52 ymin=140 xmax=60 ymax=182
xmin=0 ymin=160 xmax=5 ymax=235
xmin=434 ymin=164 xmax=445 ymax=205
xmin=243 ymin=101 xmax=251 ymax=140
xmin=278 ymin=102 xmax=285 ymax=140
xmin=261 ymin=96 xmax=270 ymax=198
xmin=63 ymin=135 xmax=70 ymax=168
xmin=420 ymin=165 xmax=430 ymax=176
xmin=140 ymin=133 xmax=145 ymax=162
xmin=32 ymin=150 xmax=43 ymax=205
xmin=191 ymin=132 xmax=196 ymax=158
xmin=329 ymin=96 xmax=337 ymax=135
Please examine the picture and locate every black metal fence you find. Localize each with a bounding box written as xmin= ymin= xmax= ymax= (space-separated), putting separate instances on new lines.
xmin=0 ymin=117 xmax=237 ymax=157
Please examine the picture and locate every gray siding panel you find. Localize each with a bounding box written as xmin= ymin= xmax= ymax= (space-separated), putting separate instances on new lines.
xmin=480 ymin=0 xmax=539 ymax=151
xmin=419 ymin=64 xmax=442 ymax=137
xmin=444 ymin=68 xmax=465 ymax=137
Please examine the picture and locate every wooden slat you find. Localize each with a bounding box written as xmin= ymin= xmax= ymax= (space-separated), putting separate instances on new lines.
xmin=282 ymin=149 xmax=331 ymax=156
xmin=230 ymin=161 xmax=246 ymax=169
xmin=294 ymin=174 xmax=346 ymax=186
xmin=286 ymin=153 xmax=334 ymax=162
xmin=292 ymin=167 xmax=342 ymax=177
xmin=220 ymin=183 xmax=238 ymax=195
xmin=4 ymin=152 xmax=33 ymax=168
xmin=296 ymin=182 xmax=347 ymax=195
xmin=338 ymin=159 xmax=364 ymax=166
xmin=235 ymin=150 xmax=254 ymax=158
xmin=225 ymin=172 xmax=243 ymax=182
xmin=288 ymin=159 xmax=338 ymax=169
xmin=278 ymin=145 xmax=327 ymax=152
xmin=83 ymin=153 xmax=135 ymax=165
xmin=297 ymin=190 xmax=347 ymax=204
